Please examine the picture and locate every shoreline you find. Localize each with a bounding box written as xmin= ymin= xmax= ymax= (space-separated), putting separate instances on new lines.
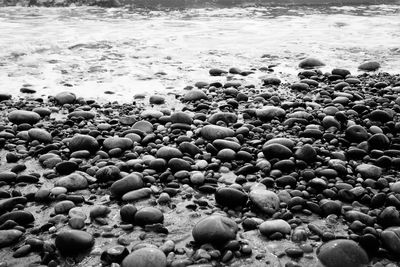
xmin=1 ymin=0 xmax=399 ymax=8
xmin=0 ymin=60 xmax=400 ymax=266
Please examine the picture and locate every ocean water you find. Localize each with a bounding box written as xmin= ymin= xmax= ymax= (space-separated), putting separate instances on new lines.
xmin=0 ymin=4 xmax=399 ymax=103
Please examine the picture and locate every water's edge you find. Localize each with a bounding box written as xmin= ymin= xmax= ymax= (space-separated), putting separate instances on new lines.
xmin=1 ymin=0 xmax=399 ymax=8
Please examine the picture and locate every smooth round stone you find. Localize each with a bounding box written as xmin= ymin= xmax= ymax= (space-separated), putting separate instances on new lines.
xmin=356 ymin=164 xmax=382 ymax=179
xmin=368 ymin=133 xmax=390 ymax=150
xmin=192 ymin=215 xmax=238 ymax=245
xmin=249 ymin=189 xmax=280 ymax=214
xmin=216 ymin=148 xmax=236 ymax=161
xmin=322 ymin=116 xmax=340 ymax=129
xmin=0 ymin=171 xmax=17 ymax=183
xmin=55 ymin=173 xmax=88 ymax=191
xmin=28 ymin=128 xmax=52 ymax=143
xmin=259 ymin=219 xmax=291 ymax=236
xmin=190 ymin=171 xmax=205 ymax=185
xmin=285 ymin=247 xmax=304 ymax=258
xmin=262 ymin=143 xmax=293 ymax=159
xmin=134 ymin=207 xmax=164 ymax=226
xmin=200 ymin=125 xmax=235 ymax=140
xmin=132 ymin=120 xmax=154 ymax=133
xmin=298 ymin=58 xmax=325 ymax=69
xmin=156 ymin=146 xmax=183 ymax=160
xmin=8 ymin=110 xmax=41 ymax=125
xmin=208 ymin=112 xmax=238 ymax=125
xmin=317 ymin=239 xmax=369 ymax=267
xmin=55 ymin=161 xmax=79 ymax=175
xmin=54 ymin=200 xmax=75 ymax=214
xmin=103 ymin=137 xmax=133 ymax=151
xmin=213 ymin=139 xmax=241 ymax=151
xmin=295 ymin=144 xmax=316 ymax=163
xmin=111 ymin=174 xmax=144 ymax=197
xmin=391 ymin=181 xmax=400 ymax=193
xmin=358 ymin=61 xmax=380 ymax=71
xmin=55 ymin=230 xmax=94 ymax=256
xmin=149 ymin=95 xmax=165 ymax=104
xmin=51 ymin=186 xmax=68 ymax=196
xmin=54 ymin=91 xmax=76 ymax=104
xmin=183 ymin=89 xmax=208 ymax=101
xmin=0 ymin=230 xmax=23 ymax=248
xmin=122 ymin=247 xmax=167 ymax=267
xmin=345 ymin=125 xmax=368 ymax=142
xmin=256 ymin=106 xmax=286 ymax=121
xmin=171 ymin=112 xmax=192 ymax=124
xmin=369 ymin=110 xmax=392 ymax=122
xmin=215 ymin=187 xmax=248 ymax=208
xmin=332 ymin=68 xmax=351 ymax=77
xmin=69 ymin=134 xmax=99 ymax=153
xmin=263 ymin=77 xmax=281 ymax=85
xmin=168 ymin=158 xmax=191 ymax=172
xmin=120 ymin=204 xmax=137 ymax=223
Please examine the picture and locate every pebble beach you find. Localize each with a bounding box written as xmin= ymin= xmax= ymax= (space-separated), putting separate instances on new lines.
xmin=0 ymin=57 xmax=400 ymax=267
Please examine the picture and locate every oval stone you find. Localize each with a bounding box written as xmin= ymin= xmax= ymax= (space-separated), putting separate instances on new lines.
xmin=317 ymin=239 xmax=369 ymax=267
xmin=192 ymin=215 xmax=238 ymax=246
xmin=55 ymin=230 xmax=94 ymax=256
